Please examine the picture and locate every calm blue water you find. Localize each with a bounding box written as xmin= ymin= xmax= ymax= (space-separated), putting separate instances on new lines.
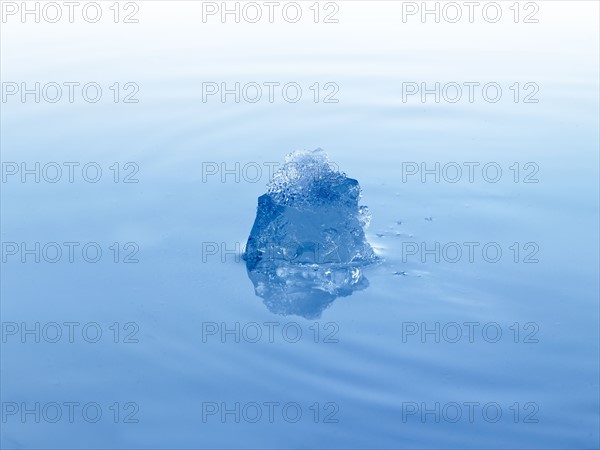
xmin=1 ymin=1 xmax=599 ymax=448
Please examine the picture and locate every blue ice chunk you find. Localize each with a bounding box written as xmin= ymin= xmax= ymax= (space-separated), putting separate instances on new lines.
xmin=243 ymin=149 xmax=379 ymax=318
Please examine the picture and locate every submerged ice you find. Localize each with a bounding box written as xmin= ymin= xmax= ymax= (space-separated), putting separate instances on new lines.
xmin=243 ymin=149 xmax=379 ymax=318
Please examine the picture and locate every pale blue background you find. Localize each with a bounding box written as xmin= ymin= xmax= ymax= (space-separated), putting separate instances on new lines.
xmin=1 ymin=1 xmax=599 ymax=448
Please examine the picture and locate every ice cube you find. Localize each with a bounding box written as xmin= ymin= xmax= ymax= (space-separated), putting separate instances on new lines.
xmin=243 ymin=149 xmax=379 ymax=318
